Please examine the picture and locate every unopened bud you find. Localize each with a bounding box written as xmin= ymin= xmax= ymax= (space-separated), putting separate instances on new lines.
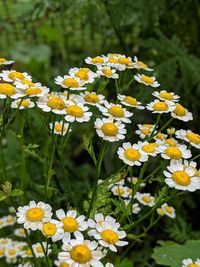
xmin=167 ymin=128 xmax=175 ymax=136
xmin=2 ymin=181 xmax=12 ymax=194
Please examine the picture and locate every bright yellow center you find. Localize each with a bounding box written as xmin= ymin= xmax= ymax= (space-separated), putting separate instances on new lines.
xmin=101 ymin=67 xmax=113 ymax=76
xmin=6 ymin=216 xmax=15 ymax=223
xmin=143 ymin=124 xmax=152 ymax=128
xmin=55 ymin=124 xmax=65 ymax=132
xmin=108 ymin=106 xmax=124 ymax=117
xmin=21 ymin=80 xmax=35 ymax=86
xmin=26 ymin=207 xmax=44 ymax=222
xmin=108 ymin=57 xmax=118 ymax=63
xmin=165 ymin=206 xmax=173 ymax=214
xmin=36 ymin=246 xmax=44 ymax=253
xmin=142 ymin=196 xmax=151 ymax=203
xmin=186 ymin=132 xmax=200 ymax=144
xmin=70 ymin=244 xmax=92 ymax=263
xmin=84 ymin=93 xmax=99 ymax=103
xmin=153 ymin=101 xmax=168 ymax=111
xmin=172 ymin=171 xmax=190 ymax=186
xmin=159 ymin=91 xmax=173 ymax=100
xmin=141 ymin=129 xmax=151 ymax=135
xmin=62 ymin=217 xmax=78 ymax=232
xmin=137 ymin=61 xmax=148 ymax=69
xmin=101 ymin=123 xmax=118 ymax=136
xmin=173 ymin=103 xmax=186 ymax=116
xmin=25 ymin=87 xmax=42 ymax=95
xmin=8 ymin=249 xmax=16 ymax=256
xmin=63 ymin=78 xmax=79 ymax=88
xmin=47 ymin=97 xmax=66 ymax=110
xmin=0 ymin=83 xmax=16 ymax=96
xmin=142 ymin=144 xmax=156 ymax=153
xmin=0 ymin=220 xmax=3 ymax=225
xmin=155 ymin=133 xmax=165 ymax=140
xmin=91 ymin=57 xmax=104 ymax=64
xmin=0 ymin=249 xmax=5 ymax=255
xmin=17 ymin=99 xmax=30 ymax=107
xmin=75 ymin=70 xmax=89 ymax=80
xmin=165 ymin=139 xmax=176 ymax=146
xmin=19 ymin=229 xmax=25 ymax=235
xmin=123 ymin=96 xmax=137 ymax=106
xmin=60 ymin=263 xmax=70 ymax=267
xmin=66 ymin=105 xmax=84 ymax=117
xmin=140 ymin=75 xmax=154 ymax=84
xmin=43 ymin=222 xmax=57 ymax=236
xmin=124 ymin=148 xmax=140 ymax=161
xmin=0 ymin=58 xmax=6 ymax=63
xmin=118 ymin=57 xmax=131 ymax=65
xmin=115 ymin=187 xmax=125 ymax=196
xmin=165 ymin=147 xmax=182 ymax=159
xmin=101 ymin=230 xmax=119 ymax=244
xmin=8 ymin=71 xmax=25 ymax=80
xmin=188 ymin=264 xmax=199 ymax=267
xmin=1 ymin=240 xmax=8 ymax=244
xmin=25 ymin=249 xmax=32 ymax=256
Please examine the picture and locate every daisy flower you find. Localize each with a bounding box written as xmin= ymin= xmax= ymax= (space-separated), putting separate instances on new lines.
xmin=133 ymin=56 xmax=153 ymax=71
xmin=0 ymin=57 xmax=14 ymax=65
xmin=111 ymin=185 xmax=130 ymax=198
xmin=94 ymin=118 xmax=126 ymax=142
xmin=152 ymin=90 xmax=180 ymax=102
xmin=0 ymin=70 xmax=32 ymax=82
xmin=15 ymin=81 xmax=50 ymax=98
xmin=96 ymin=66 xmax=119 ymax=79
xmin=58 ymin=234 xmax=103 ymax=267
xmin=49 ymin=121 xmax=71 ymax=136
xmin=99 ymin=102 xmax=133 ymax=123
xmin=167 ymin=127 xmax=176 ymax=136
xmin=56 ymin=209 xmax=88 ymax=244
xmin=127 ymin=177 xmax=145 ymax=187
xmin=156 ymin=138 xmax=178 ymax=147
xmin=146 ymin=99 xmax=175 ymax=113
xmin=0 ymin=238 xmax=12 ymax=247
xmin=171 ymin=103 xmax=193 ymax=122
xmin=157 ymin=203 xmax=176 ymax=219
xmin=65 ymin=101 xmax=92 ymax=123
xmin=124 ymin=200 xmax=141 ymax=214
xmin=115 ymin=55 xmax=134 ymax=70
xmin=182 ymin=258 xmax=200 ymax=267
xmin=77 ymin=91 xmax=105 ymax=106
xmin=117 ymin=142 xmax=148 ymax=166
xmin=41 ymin=219 xmax=64 ymax=242
xmin=153 ymin=132 xmax=168 ymax=142
xmin=175 ymin=129 xmax=200 ymax=149
xmin=85 ymin=56 xmax=105 ymax=65
xmin=135 ymin=192 xmax=155 ymax=207
xmin=37 ymin=95 xmax=66 ymax=114
xmin=3 ymin=215 xmax=16 ymax=226
xmin=117 ymin=94 xmax=144 ymax=109
xmin=55 ymin=75 xmax=86 ymax=90
xmin=88 ymin=214 xmax=119 ymax=232
xmin=14 ymin=228 xmax=26 ymax=238
xmin=158 ymin=144 xmax=192 ymax=160
xmin=137 ymin=141 xmax=159 ymax=157
xmin=135 ymin=124 xmax=154 ymax=139
xmin=134 ymin=74 xmax=160 ymax=87
xmin=69 ymin=67 xmax=98 ymax=83
xmin=33 ymin=242 xmax=51 ymax=257
xmin=54 ymin=258 xmax=72 ymax=266
xmin=4 ymin=244 xmax=20 ymax=263
xmin=0 ymin=83 xmax=25 ymax=99
xmin=16 ymin=201 xmax=52 ymax=231
xmin=164 ymin=160 xmax=200 ymax=191
xmin=88 ymin=218 xmax=128 ymax=252
xmin=11 ymin=98 xmax=35 ymax=110
xmin=0 ymin=217 xmax=6 ymax=229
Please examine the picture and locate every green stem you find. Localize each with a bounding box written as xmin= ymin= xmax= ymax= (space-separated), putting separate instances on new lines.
xmin=190 ymin=153 xmax=200 ymax=161
xmin=149 ymin=117 xmax=174 ymax=140
xmin=0 ymin=139 xmax=7 ymax=180
xmin=147 ymin=114 xmax=161 ymax=140
xmin=19 ymin=112 xmax=26 ymax=192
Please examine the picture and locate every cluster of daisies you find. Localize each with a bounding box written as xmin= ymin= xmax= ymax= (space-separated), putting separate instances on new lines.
xmin=0 ymin=201 xmax=127 ymax=266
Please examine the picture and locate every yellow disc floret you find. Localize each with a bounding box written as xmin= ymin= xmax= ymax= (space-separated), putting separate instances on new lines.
xmin=124 ymin=148 xmax=140 ymax=161
xmin=47 ymin=97 xmax=65 ymax=110
xmin=63 ymin=78 xmax=79 ymax=88
xmin=36 ymin=245 xmax=44 ymax=253
xmin=8 ymin=71 xmax=25 ymax=80
xmin=43 ymin=222 xmax=57 ymax=236
xmin=142 ymin=144 xmax=156 ymax=153
xmin=173 ymin=103 xmax=186 ymax=116
xmin=140 ymin=76 xmax=154 ymax=84
xmin=62 ymin=217 xmax=78 ymax=232
xmin=142 ymin=196 xmax=151 ymax=203
xmin=153 ymin=101 xmax=168 ymax=111
xmin=26 ymin=207 xmax=44 ymax=222
xmin=172 ymin=171 xmax=190 ymax=186
xmin=101 ymin=67 xmax=113 ymax=77
xmin=91 ymin=57 xmax=104 ymax=64
xmin=25 ymin=87 xmax=42 ymax=95
xmin=84 ymin=93 xmax=99 ymax=103
xmin=70 ymin=245 xmax=92 ymax=263
xmin=165 ymin=206 xmax=173 ymax=214
xmin=60 ymin=263 xmax=70 ymax=267
xmin=165 ymin=147 xmax=182 ymax=159
xmin=123 ymin=96 xmax=137 ymax=106
xmin=101 ymin=229 xmax=119 ymax=244
xmin=66 ymin=105 xmax=84 ymax=118
xmin=0 ymin=58 xmax=6 ymax=63
xmin=118 ymin=57 xmax=132 ymax=65
xmin=75 ymin=69 xmax=89 ymax=80
xmin=115 ymin=187 xmax=125 ymax=196
xmin=137 ymin=61 xmax=148 ymax=69
xmin=159 ymin=92 xmax=173 ymax=100
xmin=141 ymin=129 xmax=151 ymax=135
xmin=108 ymin=106 xmax=124 ymax=118
xmin=101 ymin=123 xmax=118 ymax=136
xmin=186 ymin=132 xmax=200 ymax=144
xmin=17 ymin=99 xmax=30 ymax=107
xmin=0 ymin=83 xmax=16 ymax=96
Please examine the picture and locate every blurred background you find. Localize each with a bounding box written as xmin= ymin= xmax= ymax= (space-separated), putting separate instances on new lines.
xmin=0 ymin=0 xmax=200 ymax=129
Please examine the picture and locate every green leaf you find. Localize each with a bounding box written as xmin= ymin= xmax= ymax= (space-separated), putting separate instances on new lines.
xmin=83 ymin=135 xmax=97 ymax=165
xmin=152 ymin=240 xmax=200 ymax=267
xmin=0 ymin=190 xmax=7 ymax=201
xmin=10 ymin=189 xmax=24 ymax=197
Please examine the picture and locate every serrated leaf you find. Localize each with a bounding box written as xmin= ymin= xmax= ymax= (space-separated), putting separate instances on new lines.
xmin=10 ymin=189 xmax=24 ymax=197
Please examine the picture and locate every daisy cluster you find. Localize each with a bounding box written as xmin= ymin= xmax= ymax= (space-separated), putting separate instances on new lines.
xmin=0 ymin=201 xmax=128 ymax=266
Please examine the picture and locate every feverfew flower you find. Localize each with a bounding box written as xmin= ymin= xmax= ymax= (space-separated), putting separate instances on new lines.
xmin=37 ymin=95 xmax=66 ymax=114
xmin=171 ymin=103 xmax=193 ymax=122
xmin=14 ymin=228 xmax=26 ymax=238
xmin=16 ymin=201 xmax=52 ymax=231
xmin=175 ymin=129 xmax=200 ymax=149
xmin=117 ymin=142 xmax=148 ymax=166
xmin=94 ymin=118 xmax=126 ymax=142
xmin=3 ymin=215 xmax=16 ymax=226
xmin=0 ymin=83 xmax=24 ymax=99
xmin=133 ymin=56 xmax=153 ymax=71
xmin=85 ymin=56 xmax=105 ymax=65
xmin=49 ymin=121 xmax=71 ymax=136
xmin=0 ymin=57 xmax=14 ymax=65
xmin=158 ymin=203 xmax=176 ymax=219
xmin=137 ymin=141 xmax=159 ymax=157
xmin=69 ymin=67 xmax=98 ymax=84
xmin=146 ymin=99 xmax=175 ymax=114
xmin=0 ymin=70 xmax=32 ymax=82
xmin=164 ymin=160 xmax=200 ymax=191
xmin=96 ymin=66 xmax=118 ymax=79
xmin=111 ymin=185 xmax=130 ymax=198
xmin=77 ymin=91 xmax=105 ymax=106
xmin=33 ymin=242 xmax=51 ymax=257
xmin=134 ymin=74 xmax=160 ymax=87
xmin=135 ymin=124 xmax=154 ymax=139
xmin=117 ymin=94 xmax=144 ymax=109
xmin=55 ymin=75 xmax=86 ymax=90
xmin=11 ymin=98 xmax=35 ymax=110
xmin=135 ymin=192 xmax=155 ymax=207
xmin=152 ymin=90 xmax=180 ymax=102
xmin=41 ymin=219 xmax=64 ymax=242
xmin=158 ymin=144 xmax=192 ymax=160
xmin=65 ymin=101 xmax=92 ymax=123
xmin=182 ymin=258 xmax=200 ymax=267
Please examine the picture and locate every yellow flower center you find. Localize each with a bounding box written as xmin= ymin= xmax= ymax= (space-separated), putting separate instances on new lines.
xmin=118 ymin=57 xmax=131 ymax=65
xmin=188 ymin=264 xmax=199 ymax=267
xmin=101 ymin=67 xmax=113 ymax=77
xmin=19 ymin=229 xmax=25 ymax=235
xmin=137 ymin=61 xmax=148 ymax=69
xmin=66 ymin=105 xmax=84 ymax=118
xmin=173 ymin=103 xmax=186 ymax=116
xmin=108 ymin=57 xmax=118 ymax=63
xmin=75 ymin=70 xmax=89 ymax=80
xmin=157 ymin=208 xmax=164 ymax=216
xmin=143 ymin=124 xmax=152 ymax=128
xmin=6 ymin=216 xmax=15 ymax=223
xmin=124 ymin=148 xmax=141 ymax=161
xmin=0 ymin=249 xmax=5 ymax=255
xmin=165 ymin=139 xmax=176 ymax=146
xmin=47 ymin=97 xmax=66 ymax=110
xmin=1 ymin=240 xmax=8 ymax=244
xmin=140 ymin=76 xmax=154 ymax=84
xmin=70 ymin=244 xmax=92 ymax=263
xmin=25 ymin=249 xmax=32 ymax=256
xmin=8 ymin=71 xmax=25 ymax=80
xmin=43 ymin=222 xmax=57 ymax=236
xmin=153 ymin=101 xmax=168 ymax=111
xmin=101 ymin=122 xmax=118 ymax=136
xmin=101 ymin=229 xmax=119 ymax=244
xmin=36 ymin=245 xmax=44 ymax=253
xmin=155 ymin=133 xmax=165 ymax=140
xmin=142 ymin=144 xmax=156 ymax=153
xmin=108 ymin=106 xmax=124 ymax=117
xmin=165 ymin=206 xmax=173 ymax=214
xmin=21 ymin=80 xmax=35 ymax=86
xmin=0 ymin=220 xmax=3 ymax=225
xmin=165 ymin=147 xmax=182 ymax=159
xmin=17 ymin=99 xmax=30 ymax=107
xmin=25 ymin=87 xmax=42 ymax=95
xmin=159 ymin=91 xmax=173 ymax=100
xmin=186 ymin=132 xmax=200 ymax=144
xmin=55 ymin=124 xmax=65 ymax=133
xmin=8 ymin=249 xmax=16 ymax=256
xmin=60 ymin=263 xmax=70 ymax=267
xmin=142 ymin=196 xmax=151 ymax=203
xmin=141 ymin=129 xmax=151 ymax=135
xmin=63 ymin=78 xmax=79 ymax=88
xmin=0 ymin=83 xmax=16 ymax=96
xmin=0 ymin=58 xmax=6 ymax=63
xmin=172 ymin=171 xmax=190 ymax=186
xmin=91 ymin=57 xmax=104 ymax=64
xmin=62 ymin=217 xmax=78 ymax=232
xmin=84 ymin=93 xmax=99 ymax=103
xmin=115 ymin=187 xmax=125 ymax=196
xmin=123 ymin=96 xmax=137 ymax=106
xmin=26 ymin=207 xmax=44 ymax=222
